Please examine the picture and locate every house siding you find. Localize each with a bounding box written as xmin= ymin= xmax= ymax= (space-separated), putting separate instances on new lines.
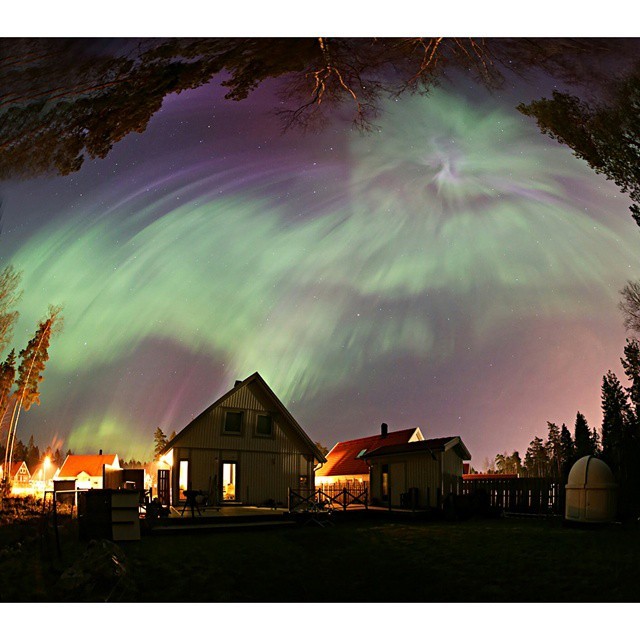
xmin=369 ymin=448 xmax=465 ymax=509
xmin=167 ymin=379 xmax=317 ymax=506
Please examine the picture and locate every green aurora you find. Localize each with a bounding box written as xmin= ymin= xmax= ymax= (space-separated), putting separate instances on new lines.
xmin=6 ymin=90 xmax=640 ymax=459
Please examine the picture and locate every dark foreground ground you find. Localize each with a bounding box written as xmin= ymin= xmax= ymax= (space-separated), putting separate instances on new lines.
xmin=1 ymin=504 xmax=639 ymax=602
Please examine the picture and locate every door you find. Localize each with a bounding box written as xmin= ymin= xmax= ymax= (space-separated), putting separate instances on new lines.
xmin=221 ymin=462 xmax=238 ymax=502
xmin=390 ymin=462 xmax=406 ymax=507
xmin=157 ymin=469 xmax=170 ymax=506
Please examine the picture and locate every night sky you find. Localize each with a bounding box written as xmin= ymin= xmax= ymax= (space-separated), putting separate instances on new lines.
xmin=1 ymin=51 xmax=639 ymax=466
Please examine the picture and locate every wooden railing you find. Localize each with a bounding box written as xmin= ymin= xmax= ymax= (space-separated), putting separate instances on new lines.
xmin=288 ymin=486 xmax=368 ymax=512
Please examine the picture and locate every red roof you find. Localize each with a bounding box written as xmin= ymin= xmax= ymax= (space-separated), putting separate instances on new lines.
xmin=57 ymin=454 xmax=118 ymax=479
xmin=8 ymin=461 xmax=29 ymax=478
xmin=317 ymin=428 xmax=418 ymax=477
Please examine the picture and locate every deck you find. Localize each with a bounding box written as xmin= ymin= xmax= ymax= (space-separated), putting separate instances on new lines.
xmin=143 ymin=505 xmax=294 ymax=534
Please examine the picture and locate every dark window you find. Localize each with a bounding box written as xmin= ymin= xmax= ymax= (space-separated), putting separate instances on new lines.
xmin=224 ymin=411 xmax=243 ymax=433
xmin=256 ymin=414 xmax=273 ymax=436
xmin=381 ymin=464 xmax=389 ymax=501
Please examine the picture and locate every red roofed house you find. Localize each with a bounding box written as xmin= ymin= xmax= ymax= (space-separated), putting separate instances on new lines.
xmin=54 ymin=453 xmax=120 ymax=490
xmin=316 ymin=423 xmax=424 ymax=487
xmin=2 ymin=461 xmax=31 ymax=489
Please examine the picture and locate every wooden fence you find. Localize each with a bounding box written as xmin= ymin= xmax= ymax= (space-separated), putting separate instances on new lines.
xmin=462 ymin=476 xmax=565 ymax=515
xmin=289 ymin=486 xmax=369 ymax=512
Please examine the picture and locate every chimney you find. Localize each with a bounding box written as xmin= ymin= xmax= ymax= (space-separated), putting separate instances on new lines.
xmin=381 ymin=423 xmax=388 ymax=438
xmin=99 ymin=449 xmax=103 ymax=455
xmin=234 ymin=380 xmax=243 ymax=387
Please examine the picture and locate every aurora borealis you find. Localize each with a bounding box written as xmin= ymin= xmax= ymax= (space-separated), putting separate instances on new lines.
xmin=2 ymin=67 xmax=640 ymax=465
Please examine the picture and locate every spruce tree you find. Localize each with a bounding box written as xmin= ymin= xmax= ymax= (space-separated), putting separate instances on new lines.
xmin=601 ymin=371 xmax=630 ymax=469
xmin=559 ymin=424 xmax=575 ymax=479
xmin=574 ymin=412 xmax=594 ymax=458
xmin=617 ymin=343 xmax=640 ymax=517
xmin=25 ymin=435 xmax=39 ymax=471
xmin=621 ymin=338 xmax=640 ymax=420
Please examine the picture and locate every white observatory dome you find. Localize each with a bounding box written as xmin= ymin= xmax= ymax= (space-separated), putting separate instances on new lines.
xmin=565 ymin=456 xmax=617 ymax=523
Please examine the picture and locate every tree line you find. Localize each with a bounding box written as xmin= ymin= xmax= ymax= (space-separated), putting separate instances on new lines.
xmin=0 ymin=435 xmax=69 ymax=472
xmin=488 ymin=338 xmax=640 ymax=518
xmin=488 ymin=411 xmax=599 ymax=479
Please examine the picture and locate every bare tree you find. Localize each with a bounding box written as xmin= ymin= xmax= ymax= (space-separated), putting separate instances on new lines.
xmin=620 ymin=281 xmax=640 ymax=333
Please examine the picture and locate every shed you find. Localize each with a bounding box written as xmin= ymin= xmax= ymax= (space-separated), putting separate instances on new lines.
xmin=565 ymin=456 xmax=617 ymax=523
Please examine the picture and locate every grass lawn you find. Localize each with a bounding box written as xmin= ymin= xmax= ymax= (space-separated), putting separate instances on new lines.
xmin=2 ymin=512 xmax=640 ymax=602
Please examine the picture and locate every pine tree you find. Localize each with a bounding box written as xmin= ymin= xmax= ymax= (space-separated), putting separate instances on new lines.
xmin=0 ymin=265 xmax=22 ymax=355
xmin=0 ymin=350 xmax=16 ymax=455
xmin=574 ymin=412 xmax=594 ymax=458
xmin=546 ymin=422 xmax=563 ymax=478
xmin=524 ymin=437 xmax=549 ymax=477
xmin=153 ymin=427 xmax=168 ymax=460
xmin=4 ymin=306 xmax=63 ymax=475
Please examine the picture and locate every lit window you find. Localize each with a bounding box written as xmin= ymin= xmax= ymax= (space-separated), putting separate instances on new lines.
xmin=256 ymin=415 xmax=273 ymax=436
xmin=179 ymin=460 xmax=189 ymax=492
xmin=224 ymin=411 xmax=243 ymax=434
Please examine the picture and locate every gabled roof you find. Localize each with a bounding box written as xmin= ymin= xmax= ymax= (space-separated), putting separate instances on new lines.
xmin=317 ymin=428 xmax=420 ymax=477
xmin=162 ymin=372 xmax=326 ymax=462
xmin=9 ymin=461 xmax=30 ymax=478
xmin=57 ymin=454 xmax=119 ymax=479
xmin=362 ymin=436 xmax=472 ymax=461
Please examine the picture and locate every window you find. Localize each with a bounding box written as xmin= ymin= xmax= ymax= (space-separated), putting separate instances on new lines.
xmin=299 ymin=475 xmax=309 ymax=488
xmin=256 ymin=414 xmax=273 ymax=436
xmin=224 ymin=411 xmax=243 ymax=434
xmin=179 ymin=460 xmax=189 ymax=493
xmin=381 ymin=464 xmax=389 ymax=502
